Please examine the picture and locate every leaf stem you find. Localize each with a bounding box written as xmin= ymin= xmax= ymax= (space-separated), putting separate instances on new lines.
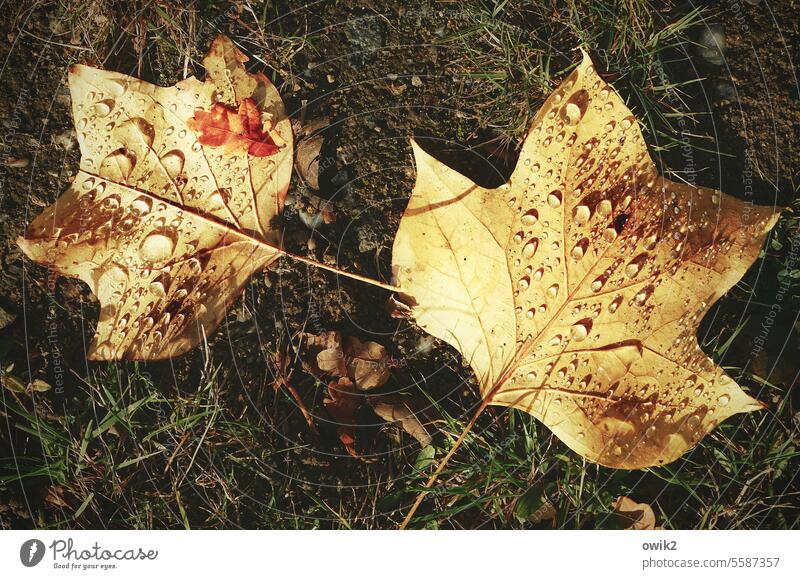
xmin=279 ymin=248 xmax=400 ymax=292
xmin=399 ymin=395 xmax=492 ymax=529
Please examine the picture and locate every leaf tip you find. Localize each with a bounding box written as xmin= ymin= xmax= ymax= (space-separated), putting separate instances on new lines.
xmin=408 ymin=138 xmax=436 ymax=173
xmin=15 ymin=234 xmax=39 ymax=262
xmin=578 ymin=46 xmax=593 ymax=66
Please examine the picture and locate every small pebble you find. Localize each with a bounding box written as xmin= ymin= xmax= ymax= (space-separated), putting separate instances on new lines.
xmin=411 ymin=75 xmax=422 ymax=87
xmin=697 ymin=25 xmax=726 ymax=66
xmin=299 ymin=209 xmax=325 ymax=230
xmin=714 ymin=80 xmax=736 ymax=101
xmin=0 ymin=306 xmax=16 ymax=329
xmin=4 ymin=156 xmax=29 ymax=168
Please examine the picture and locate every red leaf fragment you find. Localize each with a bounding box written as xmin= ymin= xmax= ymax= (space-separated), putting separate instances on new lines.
xmin=188 ymin=97 xmax=280 ymax=157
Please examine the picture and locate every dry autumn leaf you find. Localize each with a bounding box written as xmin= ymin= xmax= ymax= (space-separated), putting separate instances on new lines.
xmin=324 ymin=382 xmax=432 ymax=457
xmin=301 ymin=331 xmax=391 ymax=391
xmin=309 ymin=336 xmax=431 ymax=456
xmin=612 ymin=496 xmax=658 ymax=530
xmin=370 ymin=395 xmax=432 ymax=447
xmin=392 ymin=50 xmax=781 ymax=469
xmin=17 ymin=35 xmax=295 ymax=360
xmin=294 ymin=117 xmax=329 ymax=189
xmin=324 ymin=377 xmax=363 ymax=458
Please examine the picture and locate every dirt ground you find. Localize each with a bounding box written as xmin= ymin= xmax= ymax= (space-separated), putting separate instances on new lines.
xmin=0 ymin=0 xmax=798 ymax=529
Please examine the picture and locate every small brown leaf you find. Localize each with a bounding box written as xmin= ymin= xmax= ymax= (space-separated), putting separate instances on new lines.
xmin=301 ymin=331 xmax=391 ymax=391
xmin=345 ymin=336 xmax=390 ymax=391
xmin=295 ymin=118 xmax=328 ymax=190
xmin=1 ymin=373 xmax=25 ymax=393
xmin=45 ymin=486 xmax=70 ymax=509
xmin=612 ymin=496 xmax=658 ymax=530
xmin=324 ymin=377 xmax=362 ymax=457
xmin=30 ymin=379 xmax=52 ymax=392
xmin=370 ymin=395 xmax=432 ymax=446
xmin=187 ymin=97 xmax=281 ymax=157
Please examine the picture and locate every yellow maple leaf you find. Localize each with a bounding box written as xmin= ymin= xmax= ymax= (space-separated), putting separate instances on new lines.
xmin=392 ymin=50 xmax=780 ymax=469
xmin=18 ymin=35 xmax=293 ymax=360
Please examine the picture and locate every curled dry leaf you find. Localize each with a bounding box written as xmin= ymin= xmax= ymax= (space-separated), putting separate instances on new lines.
xmin=612 ymin=496 xmax=658 ymax=530
xmin=313 ymin=340 xmax=431 ymax=456
xmin=17 ymin=35 xmax=293 ymax=360
xmin=386 ymin=295 xmax=413 ymax=318
xmin=392 ymin=50 xmax=781 ymax=468
xmin=324 ymin=377 xmax=363 ymax=458
xmin=301 ymin=331 xmax=391 ymax=390
xmin=370 ymin=395 xmax=432 ymax=447
xmin=294 ymin=117 xmax=328 ymax=190
xmin=324 ymin=381 xmax=432 ymax=456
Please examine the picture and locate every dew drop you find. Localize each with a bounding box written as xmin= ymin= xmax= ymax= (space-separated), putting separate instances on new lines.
xmin=625 ymin=262 xmax=641 ymax=279
xmin=140 ymin=232 xmax=176 ymax=262
xmin=94 ymin=99 xmax=115 ymax=118
xmin=633 ymin=286 xmax=653 ymax=306
xmin=547 ymin=190 xmax=562 ymax=208
xmin=160 ymin=150 xmax=186 ymax=180
xmin=522 ymin=238 xmax=539 ymax=258
xmin=521 ymin=209 xmax=539 ymax=226
xmin=107 ymin=78 xmax=128 ymax=97
xmin=564 ymin=102 xmax=581 ymax=125
xmin=573 ymin=204 xmax=590 ymax=226
xmin=99 ymin=148 xmax=137 ymax=182
xmin=571 ymin=322 xmax=589 ymax=342
xmin=562 ymin=89 xmax=589 ymax=126
xmin=130 ymin=196 xmax=153 ymax=215
xmin=149 ymin=280 xmax=166 ymax=297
